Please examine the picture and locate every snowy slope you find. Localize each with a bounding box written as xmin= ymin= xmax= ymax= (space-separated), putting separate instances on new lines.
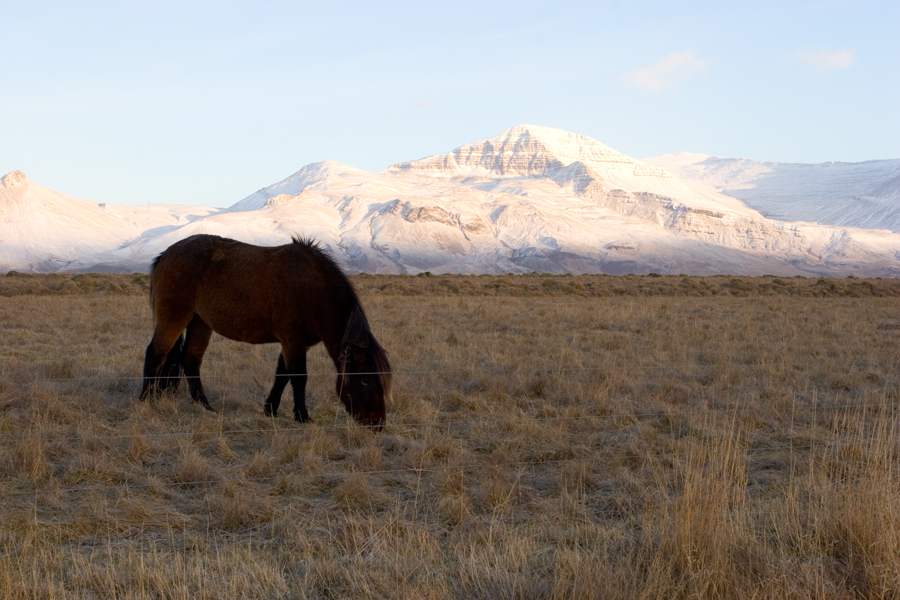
xmin=0 ymin=171 xmax=219 ymax=272
xmin=644 ymin=153 xmax=900 ymax=231
xmin=4 ymin=125 xmax=900 ymax=276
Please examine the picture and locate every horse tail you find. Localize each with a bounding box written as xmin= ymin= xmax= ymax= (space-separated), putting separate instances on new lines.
xmin=148 ymin=253 xmax=163 ymax=311
xmin=158 ymin=332 xmax=185 ymax=392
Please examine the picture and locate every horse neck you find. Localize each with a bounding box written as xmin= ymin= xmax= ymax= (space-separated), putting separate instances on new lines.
xmin=321 ymin=304 xmax=366 ymax=371
xmin=322 ymin=331 xmax=349 ymax=372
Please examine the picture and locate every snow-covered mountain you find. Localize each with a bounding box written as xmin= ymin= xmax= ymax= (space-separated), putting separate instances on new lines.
xmin=644 ymin=153 xmax=900 ymax=232
xmin=0 ymin=171 xmax=219 ymax=272
xmin=3 ymin=125 xmax=900 ymax=276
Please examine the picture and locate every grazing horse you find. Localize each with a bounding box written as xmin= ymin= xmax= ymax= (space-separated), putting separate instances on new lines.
xmin=139 ymin=234 xmax=391 ymax=428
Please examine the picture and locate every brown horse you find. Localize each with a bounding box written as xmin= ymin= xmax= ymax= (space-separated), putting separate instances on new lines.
xmin=140 ymin=234 xmax=391 ymax=428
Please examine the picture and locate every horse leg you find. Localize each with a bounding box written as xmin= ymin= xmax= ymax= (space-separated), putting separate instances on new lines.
xmin=283 ymin=348 xmax=310 ymax=423
xmin=141 ymin=324 xmax=190 ymax=400
xmin=158 ymin=334 xmax=185 ymax=393
xmin=263 ymin=354 xmax=289 ymax=417
xmin=182 ymin=315 xmax=214 ymax=411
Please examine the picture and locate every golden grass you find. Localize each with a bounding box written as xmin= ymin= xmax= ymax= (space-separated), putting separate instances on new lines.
xmin=4 ymin=270 xmax=900 ymax=298
xmin=0 ymin=273 xmax=897 ymax=598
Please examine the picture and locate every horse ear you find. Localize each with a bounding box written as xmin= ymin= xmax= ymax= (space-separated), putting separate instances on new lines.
xmin=343 ymin=307 xmax=370 ymax=348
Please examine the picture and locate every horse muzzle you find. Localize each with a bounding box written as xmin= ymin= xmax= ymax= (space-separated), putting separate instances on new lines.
xmin=355 ymin=413 xmax=385 ymax=432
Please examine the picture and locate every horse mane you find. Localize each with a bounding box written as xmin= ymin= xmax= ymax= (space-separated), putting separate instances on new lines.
xmin=285 ymin=238 xmax=395 ymax=398
xmin=290 ymin=236 xmax=364 ymax=309
xmin=304 ymin=235 xmax=392 ymax=401
xmin=370 ymin=337 xmax=393 ymax=401
xmin=340 ymin=306 xmax=393 ymax=400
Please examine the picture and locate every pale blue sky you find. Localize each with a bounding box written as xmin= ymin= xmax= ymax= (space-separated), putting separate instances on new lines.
xmin=2 ymin=0 xmax=897 ymax=206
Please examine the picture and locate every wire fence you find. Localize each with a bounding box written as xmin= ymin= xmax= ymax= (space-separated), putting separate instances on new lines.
xmin=0 ymin=453 xmax=885 ymax=560
xmin=1 ymin=295 xmax=898 ymax=569
xmin=0 ymin=360 xmax=826 ymax=383
xmin=0 ymin=439 xmax=892 ymax=500
xmin=0 ymin=398 xmax=895 ymax=445
xmin=0 ymin=361 xmax=896 ymax=512
xmin=0 ymin=359 xmax=895 ymax=437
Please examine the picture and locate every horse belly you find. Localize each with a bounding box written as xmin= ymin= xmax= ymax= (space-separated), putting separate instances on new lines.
xmin=199 ymin=311 xmax=278 ymax=345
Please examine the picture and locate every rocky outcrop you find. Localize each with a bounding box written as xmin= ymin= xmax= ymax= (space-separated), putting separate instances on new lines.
xmin=1 ymin=170 xmax=28 ymax=188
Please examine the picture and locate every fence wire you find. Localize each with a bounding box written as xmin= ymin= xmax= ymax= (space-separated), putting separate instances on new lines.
xmin=0 ymin=438 xmax=894 ymax=500
xmin=0 ymin=361 xmax=896 ymax=516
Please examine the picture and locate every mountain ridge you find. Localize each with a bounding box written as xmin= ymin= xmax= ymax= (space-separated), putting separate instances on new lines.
xmin=644 ymin=152 xmax=900 ymax=231
xmin=3 ymin=124 xmax=900 ymax=276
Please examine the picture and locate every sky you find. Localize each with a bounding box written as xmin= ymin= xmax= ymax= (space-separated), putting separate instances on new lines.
xmin=2 ymin=0 xmax=898 ymax=207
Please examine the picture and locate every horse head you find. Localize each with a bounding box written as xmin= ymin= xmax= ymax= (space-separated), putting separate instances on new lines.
xmin=336 ymin=308 xmax=392 ymax=430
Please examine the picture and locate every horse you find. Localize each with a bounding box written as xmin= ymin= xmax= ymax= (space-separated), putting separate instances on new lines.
xmin=139 ymin=234 xmax=391 ymax=429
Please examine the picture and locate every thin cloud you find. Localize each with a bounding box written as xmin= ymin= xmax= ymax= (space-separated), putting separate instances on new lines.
xmin=791 ymin=48 xmax=854 ymax=72
xmin=622 ymin=50 xmax=710 ymax=93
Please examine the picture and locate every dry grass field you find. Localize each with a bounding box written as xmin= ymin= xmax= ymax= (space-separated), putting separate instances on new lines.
xmin=0 ymin=272 xmax=899 ymax=599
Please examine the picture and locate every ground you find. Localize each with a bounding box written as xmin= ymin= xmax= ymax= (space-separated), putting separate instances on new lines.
xmin=0 ymin=272 xmax=898 ymax=599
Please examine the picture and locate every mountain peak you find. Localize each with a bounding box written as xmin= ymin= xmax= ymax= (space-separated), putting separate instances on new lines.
xmin=228 ymin=160 xmax=371 ymax=212
xmin=1 ymin=171 xmax=29 ymax=188
xmin=497 ymin=124 xmax=617 ymax=153
xmin=390 ymin=124 xmax=648 ymax=178
xmin=494 ymin=124 xmax=638 ymax=170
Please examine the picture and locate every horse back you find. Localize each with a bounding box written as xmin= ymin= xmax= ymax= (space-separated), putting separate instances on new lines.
xmin=150 ymin=234 xmax=355 ymax=347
